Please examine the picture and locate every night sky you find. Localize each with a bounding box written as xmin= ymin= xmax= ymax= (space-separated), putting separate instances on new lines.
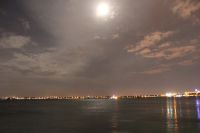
xmin=0 ymin=0 xmax=200 ymax=96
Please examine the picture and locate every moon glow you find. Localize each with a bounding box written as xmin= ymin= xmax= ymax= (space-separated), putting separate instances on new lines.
xmin=97 ymin=2 xmax=110 ymax=17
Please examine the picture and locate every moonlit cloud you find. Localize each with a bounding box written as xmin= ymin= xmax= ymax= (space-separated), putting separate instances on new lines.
xmin=0 ymin=34 xmax=31 ymax=49
xmin=142 ymin=64 xmax=172 ymax=75
xmin=172 ymin=0 xmax=200 ymax=19
xmin=178 ymin=59 xmax=194 ymax=66
xmin=138 ymin=45 xmax=197 ymax=60
xmin=126 ymin=31 xmax=199 ymax=60
xmin=159 ymin=43 xmax=171 ymax=49
xmin=126 ymin=31 xmax=174 ymax=53
xmin=112 ymin=34 xmax=119 ymax=39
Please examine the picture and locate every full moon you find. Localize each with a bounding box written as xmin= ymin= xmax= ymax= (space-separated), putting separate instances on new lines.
xmin=97 ymin=2 xmax=110 ymax=17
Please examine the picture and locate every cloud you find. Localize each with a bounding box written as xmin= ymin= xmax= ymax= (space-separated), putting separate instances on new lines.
xmin=94 ymin=34 xmax=119 ymax=40
xmin=0 ymin=35 xmax=31 ymax=49
xmin=159 ymin=42 xmax=171 ymax=49
xmin=165 ymin=45 xmax=196 ymax=60
xmin=19 ymin=18 xmax=31 ymax=30
xmin=127 ymin=31 xmax=198 ymax=60
xmin=141 ymin=54 xmax=200 ymax=74
xmin=172 ymin=0 xmax=200 ymax=19
xmin=139 ymin=48 xmax=151 ymax=55
xmin=1 ymin=46 xmax=89 ymax=77
xmin=112 ymin=34 xmax=119 ymax=39
xmin=2 ymin=52 xmax=67 ymax=76
xmin=142 ymin=64 xmax=171 ymax=75
xmin=178 ymin=56 xmax=200 ymax=66
xmin=126 ymin=31 xmax=200 ymax=74
xmin=94 ymin=35 xmax=101 ymax=40
xmin=127 ymin=31 xmax=174 ymax=53
xmin=178 ymin=59 xmax=194 ymax=66
xmin=93 ymin=35 xmax=107 ymax=40
xmin=142 ymin=45 xmax=196 ymax=60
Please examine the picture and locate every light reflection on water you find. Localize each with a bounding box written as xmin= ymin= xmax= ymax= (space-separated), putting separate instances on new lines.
xmin=1 ymin=98 xmax=200 ymax=133
xmin=111 ymin=100 xmax=119 ymax=133
xmin=196 ymin=98 xmax=200 ymax=128
xmin=166 ymin=98 xmax=179 ymax=133
xmin=166 ymin=97 xmax=200 ymax=132
xmin=196 ymin=98 xmax=200 ymax=119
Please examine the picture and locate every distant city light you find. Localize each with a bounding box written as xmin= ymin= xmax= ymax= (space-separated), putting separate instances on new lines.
xmin=176 ymin=94 xmax=182 ymax=98
xmin=165 ymin=93 xmax=176 ymax=97
xmin=110 ymin=95 xmax=118 ymax=100
xmin=1 ymin=89 xmax=200 ymax=100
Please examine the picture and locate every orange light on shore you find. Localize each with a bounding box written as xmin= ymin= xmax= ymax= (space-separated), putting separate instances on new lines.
xmin=165 ymin=93 xmax=177 ymax=97
xmin=110 ymin=95 xmax=118 ymax=100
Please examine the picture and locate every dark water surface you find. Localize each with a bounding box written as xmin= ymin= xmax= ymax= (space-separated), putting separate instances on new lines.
xmin=0 ymin=97 xmax=200 ymax=133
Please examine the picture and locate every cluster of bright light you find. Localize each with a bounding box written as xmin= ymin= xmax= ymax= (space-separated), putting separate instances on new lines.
xmin=176 ymin=94 xmax=182 ymax=98
xmin=97 ymin=2 xmax=110 ymax=17
xmin=110 ymin=95 xmax=118 ymax=100
xmin=165 ymin=93 xmax=176 ymax=97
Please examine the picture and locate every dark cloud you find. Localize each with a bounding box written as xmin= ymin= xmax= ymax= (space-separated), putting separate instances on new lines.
xmin=18 ymin=18 xmax=31 ymax=30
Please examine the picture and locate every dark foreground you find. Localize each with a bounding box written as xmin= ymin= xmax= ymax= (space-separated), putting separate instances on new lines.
xmin=0 ymin=97 xmax=200 ymax=133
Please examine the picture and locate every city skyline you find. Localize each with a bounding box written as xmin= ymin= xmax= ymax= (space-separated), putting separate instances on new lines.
xmin=0 ymin=0 xmax=200 ymax=96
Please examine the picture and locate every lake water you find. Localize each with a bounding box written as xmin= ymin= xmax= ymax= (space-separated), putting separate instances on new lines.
xmin=0 ymin=97 xmax=200 ymax=133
